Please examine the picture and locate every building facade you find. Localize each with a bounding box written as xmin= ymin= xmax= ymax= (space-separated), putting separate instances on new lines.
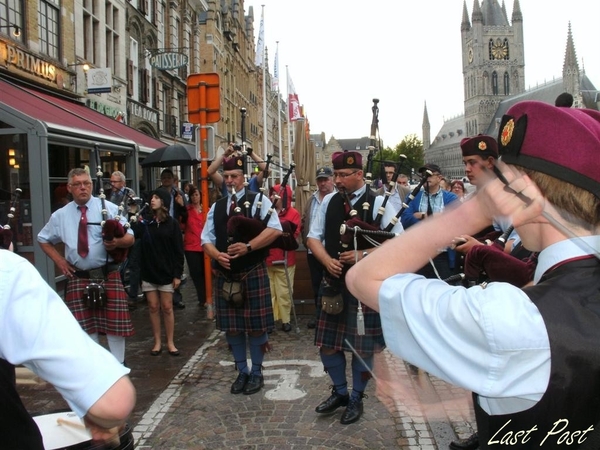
xmin=424 ymin=0 xmax=599 ymax=181
xmin=0 ymin=0 xmax=287 ymax=285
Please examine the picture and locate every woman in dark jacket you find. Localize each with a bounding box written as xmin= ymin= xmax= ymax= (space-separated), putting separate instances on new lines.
xmin=136 ymin=189 xmax=184 ymax=356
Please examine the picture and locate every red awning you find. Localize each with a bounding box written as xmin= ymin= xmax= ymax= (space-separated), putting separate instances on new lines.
xmin=0 ymin=78 xmax=166 ymax=153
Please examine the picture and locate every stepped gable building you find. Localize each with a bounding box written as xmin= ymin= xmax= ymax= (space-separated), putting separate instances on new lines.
xmin=424 ymin=0 xmax=599 ymax=180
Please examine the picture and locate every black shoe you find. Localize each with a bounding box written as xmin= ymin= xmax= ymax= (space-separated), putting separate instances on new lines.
xmin=307 ymin=320 xmax=316 ymax=329
xmin=174 ymin=302 xmax=186 ymax=310
xmin=230 ymin=372 xmax=249 ymax=394
xmin=340 ymin=397 xmax=364 ymax=425
xmin=282 ymin=323 xmax=292 ymax=332
xmin=449 ymin=432 xmax=479 ymax=450
xmin=243 ymin=373 xmax=264 ymax=395
xmin=315 ymin=390 xmax=349 ymax=414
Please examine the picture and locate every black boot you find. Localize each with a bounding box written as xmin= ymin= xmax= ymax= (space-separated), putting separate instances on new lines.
xmin=340 ymin=393 xmax=366 ymax=425
xmin=243 ymin=373 xmax=264 ymax=395
xmin=449 ymin=432 xmax=479 ymax=450
xmin=315 ymin=387 xmax=349 ymax=414
xmin=230 ymin=372 xmax=249 ymax=394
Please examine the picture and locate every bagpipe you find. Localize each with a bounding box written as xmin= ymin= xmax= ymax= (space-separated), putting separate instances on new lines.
xmin=268 ymin=163 xmax=299 ymax=251
xmin=225 ymin=107 xmax=272 ymax=247
xmin=0 ymin=187 xmax=22 ymax=250
xmin=339 ymin=99 xmax=408 ymax=249
xmin=93 ymin=144 xmax=130 ymax=263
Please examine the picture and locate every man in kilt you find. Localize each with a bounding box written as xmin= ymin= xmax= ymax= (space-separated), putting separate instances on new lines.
xmin=38 ymin=168 xmax=134 ymax=364
xmin=201 ymin=155 xmax=282 ymax=395
xmin=307 ymin=151 xmax=403 ymax=425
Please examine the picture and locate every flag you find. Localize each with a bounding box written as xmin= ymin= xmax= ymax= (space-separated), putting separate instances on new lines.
xmin=255 ymin=9 xmax=264 ymax=67
xmin=287 ymin=70 xmax=302 ymax=121
xmin=272 ymin=44 xmax=279 ymax=91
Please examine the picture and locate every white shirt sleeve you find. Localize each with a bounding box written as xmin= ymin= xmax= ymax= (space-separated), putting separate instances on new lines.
xmin=0 ymin=252 xmax=130 ymax=418
xmin=378 ymin=273 xmax=550 ymax=415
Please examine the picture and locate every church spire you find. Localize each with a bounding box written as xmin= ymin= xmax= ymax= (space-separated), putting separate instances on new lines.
xmin=461 ymin=1 xmax=471 ymax=32
xmin=512 ymin=0 xmax=523 ymax=22
xmin=422 ymin=101 xmax=431 ymax=151
xmin=472 ymin=0 xmax=483 ymax=23
xmin=562 ymin=22 xmax=581 ymax=101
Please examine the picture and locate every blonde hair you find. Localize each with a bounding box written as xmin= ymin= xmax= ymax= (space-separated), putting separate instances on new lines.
xmin=517 ymin=165 xmax=600 ymax=230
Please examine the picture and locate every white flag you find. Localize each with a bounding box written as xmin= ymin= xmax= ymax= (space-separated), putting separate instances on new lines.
xmin=272 ymin=45 xmax=279 ymax=91
xmin=255 ymin=9 xmax=264 ymax=67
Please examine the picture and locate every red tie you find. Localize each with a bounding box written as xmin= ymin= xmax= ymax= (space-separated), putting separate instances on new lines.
xmin=78 ymin=205 xmax=89 ymax=257
xmin=344 ymin=193 xmax=356 ymax=215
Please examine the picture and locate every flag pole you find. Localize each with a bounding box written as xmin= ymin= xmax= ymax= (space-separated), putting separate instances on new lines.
xmin=276 ymin=41 xmax=283 ymax=182
xmin=261 ymin=5 xmax=268 ymax=162
xmin=286 ymin=65 xmax=293 ymax=171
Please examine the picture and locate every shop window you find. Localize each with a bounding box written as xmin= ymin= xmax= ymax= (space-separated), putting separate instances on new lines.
xmin=0 ymin=132 xmax=31 ymax=249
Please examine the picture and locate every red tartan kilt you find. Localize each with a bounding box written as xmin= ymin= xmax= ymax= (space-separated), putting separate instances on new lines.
xmin=65 ymin=271 xmax=135 ymax=336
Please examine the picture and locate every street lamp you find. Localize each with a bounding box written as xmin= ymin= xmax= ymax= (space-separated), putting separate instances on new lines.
xmin=0 ymin=23 xmax=20 ymax=37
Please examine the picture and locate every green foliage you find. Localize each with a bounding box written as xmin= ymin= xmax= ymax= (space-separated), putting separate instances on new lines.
xmin=367 ymin=134 xmax=424 ymax=182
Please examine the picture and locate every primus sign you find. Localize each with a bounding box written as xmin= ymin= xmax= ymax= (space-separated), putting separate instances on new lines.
xmin=150 ymin=52 xmax=188 ymax=70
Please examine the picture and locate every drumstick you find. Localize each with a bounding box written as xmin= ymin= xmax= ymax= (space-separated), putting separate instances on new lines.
xmin=56 ymin=417 xmax=86 ymax=429
xmin=57 ymin=417 xmax=121 ymax=447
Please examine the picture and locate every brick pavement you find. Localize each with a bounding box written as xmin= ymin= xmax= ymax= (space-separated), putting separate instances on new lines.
xmin=17 ymin=281 xmax=477 ymax=449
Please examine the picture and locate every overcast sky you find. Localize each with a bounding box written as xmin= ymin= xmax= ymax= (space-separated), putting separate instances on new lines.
xmin=246 ymin=0 xmax=600 ymax=147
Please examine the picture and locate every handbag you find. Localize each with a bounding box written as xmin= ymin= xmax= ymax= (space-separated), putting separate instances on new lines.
xmin=320 ymin=276 xmax=344 ymax=315
xmin=221 ymin=280 xmax=245 ymax=308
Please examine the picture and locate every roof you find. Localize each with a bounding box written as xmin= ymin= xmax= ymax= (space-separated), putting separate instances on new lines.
xmin=0 ymin=78 xmax=166 ymax=153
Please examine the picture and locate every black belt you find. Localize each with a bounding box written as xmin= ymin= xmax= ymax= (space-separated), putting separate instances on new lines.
xmin=73 ymin=263 xmax=120 ymax=279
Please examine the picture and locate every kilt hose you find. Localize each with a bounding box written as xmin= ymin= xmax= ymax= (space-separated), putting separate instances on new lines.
xmin=215 ymin=262 xmax=275 ymax=333
xmin=65 ymin=271 xmax=134 ymax=336
xmin=315 ymin=278 xmax=385 ymax=355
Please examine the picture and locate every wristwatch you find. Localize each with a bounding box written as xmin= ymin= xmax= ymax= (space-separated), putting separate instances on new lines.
xmin=246 ymin=243 xmax=252 ymax=252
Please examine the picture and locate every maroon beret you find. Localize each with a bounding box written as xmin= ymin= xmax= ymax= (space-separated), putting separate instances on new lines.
xmin=332 ymin=151 xmax=362 ymax=170
xmin=223 ymin=156 xmax=244 ymax=171
xmin=460 ymin=134 xmax=498 ymax=159
xmin=498 ymin=101 xmax=600 ymax=198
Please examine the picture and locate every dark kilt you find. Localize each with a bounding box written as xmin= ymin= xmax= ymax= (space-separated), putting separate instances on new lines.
xmin=215 ymin=262 xmax=275 ymax=333
xmin=315 ymin=281 xmax=385 ymax=355
xmin=65 ymin=271 xmax=134 ymax=336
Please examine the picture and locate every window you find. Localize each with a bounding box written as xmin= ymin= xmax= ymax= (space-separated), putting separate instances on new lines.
xmin=105 ymin=3 xmax=120 ymax=71
xmin=129 ymin=38 xmax=139 ymax=98
xmin=39 ymin=0 xmax=60 ymax=59
xmin=82 ymin=0 xmax=99 ymax=64
xmin=503 ymin=72 xmax=510 ymax=95
xmin=492 ymin=71 xmax=498 ymax=96
xmin=0 ymin=0 xmax=23 ymax=41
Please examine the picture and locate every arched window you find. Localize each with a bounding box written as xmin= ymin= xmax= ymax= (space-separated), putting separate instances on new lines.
xmin=492 ymin=71 xmax=499 ymax=95
xmin=503 ymin=72 xmax=510 ymax=95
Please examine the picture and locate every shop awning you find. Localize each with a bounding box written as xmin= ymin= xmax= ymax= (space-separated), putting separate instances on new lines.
xmin=0 ymin=78 xmax=166 ymax=154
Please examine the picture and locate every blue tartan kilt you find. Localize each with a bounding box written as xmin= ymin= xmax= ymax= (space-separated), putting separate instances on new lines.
xmin=315 ymin=282 xmax=385 ymax=355
xmin=215 ymin=262 xmax=275 ymax=333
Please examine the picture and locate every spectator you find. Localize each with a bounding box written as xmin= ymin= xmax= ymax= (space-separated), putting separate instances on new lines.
xmin=136 ymin=189 xmax=184 ymax=356
xmin=301 ymin=167 xmax=335 ymax=329
xmin=401 ymin=163 xmax=459 ymax=281
xmin=266 ymin=183 xmax=301 ymax=332
xmin=182 ymin=185 xmax=209 ymax=316
xmin=158 ymin=168 xmax=187 ymax=309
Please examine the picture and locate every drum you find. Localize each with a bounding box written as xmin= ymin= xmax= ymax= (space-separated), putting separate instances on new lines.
xmin=32 ymin=411 xmax=134 ymax=450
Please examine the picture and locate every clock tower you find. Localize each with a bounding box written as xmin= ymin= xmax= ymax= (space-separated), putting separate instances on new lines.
xmin=461 ymin=0 xmax=525 ymax=136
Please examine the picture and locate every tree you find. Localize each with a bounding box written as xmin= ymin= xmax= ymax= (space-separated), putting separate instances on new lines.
xmin=369 ymin=134 xmax=424 ymax=183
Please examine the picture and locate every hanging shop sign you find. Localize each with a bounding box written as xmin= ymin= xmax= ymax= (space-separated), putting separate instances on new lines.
xmin=149 ymin=51 xmax=188 ymax=70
